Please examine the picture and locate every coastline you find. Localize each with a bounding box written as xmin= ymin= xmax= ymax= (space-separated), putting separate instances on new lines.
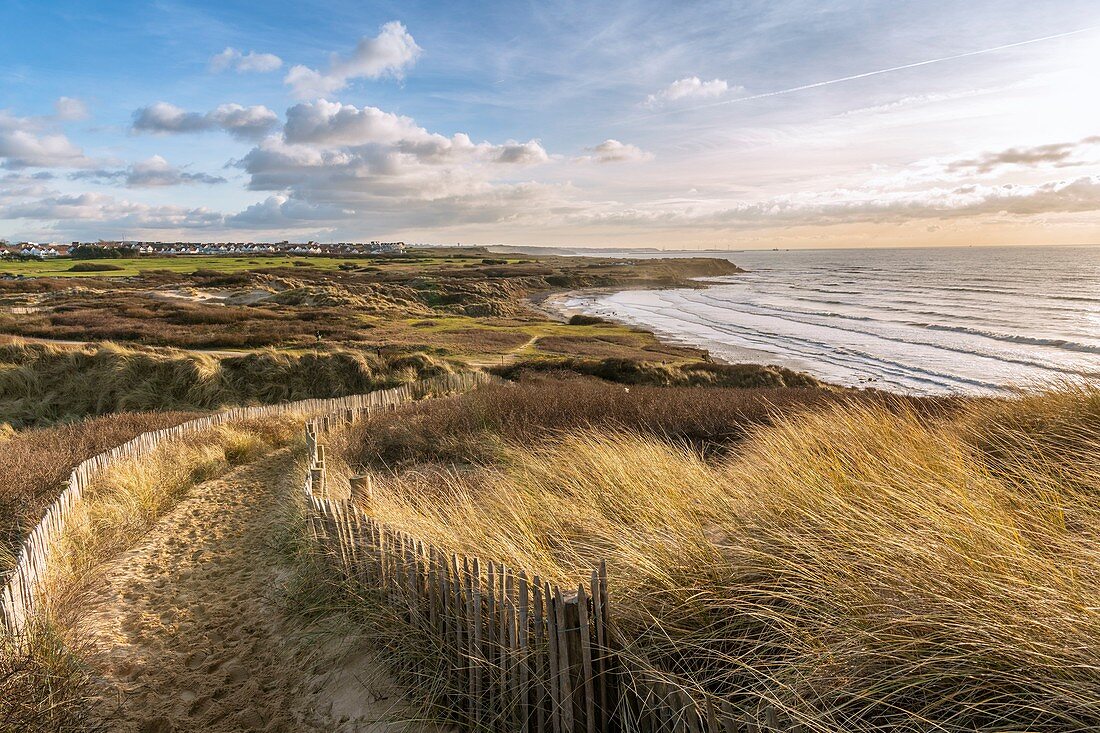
xmin=531 ymin=284 xmax=799 ymax=369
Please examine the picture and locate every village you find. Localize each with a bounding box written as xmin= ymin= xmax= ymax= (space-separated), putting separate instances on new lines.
xmin=0 ymin=239 xmax=407 ymax=259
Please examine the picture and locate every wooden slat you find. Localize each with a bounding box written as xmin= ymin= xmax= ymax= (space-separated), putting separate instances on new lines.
xmin=577 ymin=584 xmax=596 ymax=733
xmin=518 ymin=571 xmax=531 ymax=731
xmin=545 ymin=583 xmax=562 ymax=733
xmin=555 ymin=587 xmax=575 ymax=733
xmin=534 ymin=578 xmax=548 ymax=733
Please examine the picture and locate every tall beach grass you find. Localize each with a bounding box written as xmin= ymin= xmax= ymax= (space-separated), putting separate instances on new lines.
xmin=331 ymin=381 xmax=1100 ymax=731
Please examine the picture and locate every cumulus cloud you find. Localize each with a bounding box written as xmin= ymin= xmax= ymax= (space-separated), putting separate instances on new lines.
xmin=279 ymin=100 xmax=547 ymax=166
xmin=581 ymin=139 xmax=654 ymax=163
xmin=645 ymin=77 xmax=735 ymax=108
xmin=54 ymin=97 xmax=89 ymax=121
xmin=0 ymin=110 xmax=96 ymax=169
xmin=226 ymin=99 xmax=555 ymax=230
xmin=209 ymin=47 xmax=283 ymax=73
xmin=70 ymin=155 xmax=226 ymax=187
xmin=493 ymin=141 xmax=549 ymax=165
xmin=946 ymin=135 xmax=1100 ymax=174
xmin=131 ymin=102 xmax=279 ymax=140
xmin=284 ymin=21 xmax=421 ymax=98
xmin=283 ymin=100 xmax=423 ymax=146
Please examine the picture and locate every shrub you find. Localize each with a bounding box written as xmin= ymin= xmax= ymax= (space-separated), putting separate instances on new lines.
xmin=69 ymin=245 xmax=124 ymax=259
xmin=494 ymin=356 xmax=822 ymax=388
xmin=66 ymin=262 xmax=123 ymax=273
xmin=567 ymin=314 xmax=608 ymax=325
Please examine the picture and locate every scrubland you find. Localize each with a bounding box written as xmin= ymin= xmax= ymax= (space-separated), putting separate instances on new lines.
xmin=0 ymin=250 xmax=735 ymax=362
xmin=329 ymin=377 xmax=1100 ymax=732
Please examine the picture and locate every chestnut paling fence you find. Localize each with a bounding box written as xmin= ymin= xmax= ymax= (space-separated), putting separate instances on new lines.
xmin=304 ymin=384 xmax=795 ymax=733
xmin=3 ymin=369 xmax=792 ymax=731
xmin=0 ymin=371 xmax=494 ymax=635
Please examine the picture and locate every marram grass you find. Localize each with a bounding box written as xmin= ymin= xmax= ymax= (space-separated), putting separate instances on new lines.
xmin=336 ymin=383 xmax=1100 ymax=732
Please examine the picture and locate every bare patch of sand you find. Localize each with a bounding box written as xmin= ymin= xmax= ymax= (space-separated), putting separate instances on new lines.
xmin=146 ymin=288 xmax=276 ymax=306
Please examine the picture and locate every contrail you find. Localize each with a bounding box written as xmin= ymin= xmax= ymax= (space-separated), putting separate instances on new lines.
xmin=628 ymin=26 xmax=1097 ymax=122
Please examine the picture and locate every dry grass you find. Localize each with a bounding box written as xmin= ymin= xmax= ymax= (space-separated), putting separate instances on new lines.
xmin=0 ymin=410 xmax=203 ymax=561
xmin=43 ymin=416 xmax=300 ymax=620
xmin=0 ymin=622 xmax=103 ymax=733
xmin=0 ymin=339 xmax=451 ymax=427
xmin=339 ymin=377 xmax=953 ymax=466
xmin=331 ymin=381 xmax=1100 ymax=731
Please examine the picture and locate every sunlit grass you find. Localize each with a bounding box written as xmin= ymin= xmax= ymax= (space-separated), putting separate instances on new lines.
xmin=333 ymin=382 xmax=1100 ymax=731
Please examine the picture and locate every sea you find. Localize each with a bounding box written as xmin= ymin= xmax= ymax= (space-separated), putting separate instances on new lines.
xmin=558 ymin=245 xmax=1100 ymax=395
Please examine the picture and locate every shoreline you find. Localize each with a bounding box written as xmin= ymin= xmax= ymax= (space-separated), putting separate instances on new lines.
xmin=532 ymin=284 xmax=804 ymax=370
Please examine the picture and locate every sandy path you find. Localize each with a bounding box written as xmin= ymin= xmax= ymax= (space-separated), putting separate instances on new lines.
xmin=81 ymin=448 xmax=435 ymax=733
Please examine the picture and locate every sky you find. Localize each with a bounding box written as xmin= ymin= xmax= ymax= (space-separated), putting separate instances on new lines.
xmin=1 ymin=0 xmax=1099 ymax=249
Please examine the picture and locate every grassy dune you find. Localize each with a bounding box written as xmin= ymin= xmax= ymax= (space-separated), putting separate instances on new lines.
xmin=332 ymin=379 xmax=1100 ymax=731
xmin=0 ymin=250 xmax=740 ymax=364
xmin=0 ymin=340 xmax=451 ymax=427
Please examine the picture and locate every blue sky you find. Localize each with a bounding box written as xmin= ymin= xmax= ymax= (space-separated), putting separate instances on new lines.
xmin=2 ymin=0 xmax=1099 ymax=247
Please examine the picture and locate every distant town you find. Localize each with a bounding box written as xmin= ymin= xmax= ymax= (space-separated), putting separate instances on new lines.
xmin=0 ymin=240 xmax=407 ymax=259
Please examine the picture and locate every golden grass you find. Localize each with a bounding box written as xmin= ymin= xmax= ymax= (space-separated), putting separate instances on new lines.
xmin=0 ymin=339 xmax=451 ymax=427
xmin=334 ymin=384 xmax=1100 ymax=731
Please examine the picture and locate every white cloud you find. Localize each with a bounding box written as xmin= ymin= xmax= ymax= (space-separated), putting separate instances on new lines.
xmin=279 ymin=100 xmax=547 ymax=166
xmin=54 ymin=97 xmax=89 ymax=121
xmin=581 ymin=139 xmax=654 ymax=164
xmin=229 ymin=100 xmax=555 ymax=230
xmin=70 ymin=155 xmax=226 ymax=187
xmin=132 ymin=102 xmax=279 ymax=140
xmin=225 ymin=195 xmax=348 ymax=228
xmin=284 ymin=21 xmax=422 ymax=99
xmin=493 ymin=140 xmax=549 ymax=165
xmin=0 ymin=110 xmax=96 ymax=169
xmin=283 ymin=100 xmax=424 ymax=146
xmin=209 ymin=47 xmax=283 ymax=74
xmin=644 ymin=77 xmax=736 ymax=108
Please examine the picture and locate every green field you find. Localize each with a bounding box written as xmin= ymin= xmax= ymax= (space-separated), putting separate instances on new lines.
xmin=0 ymin=253 xmax=522 ymax=278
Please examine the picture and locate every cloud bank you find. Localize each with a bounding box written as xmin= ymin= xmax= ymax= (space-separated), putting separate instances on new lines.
xmin=70 ymin=155 xmax=226 ymax=187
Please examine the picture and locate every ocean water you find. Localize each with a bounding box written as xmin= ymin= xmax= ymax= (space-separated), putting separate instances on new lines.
xmin=562 ymin=245 xmax=1100 ymax=395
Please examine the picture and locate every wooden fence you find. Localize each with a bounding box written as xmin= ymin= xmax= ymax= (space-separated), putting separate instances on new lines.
xmin=0 ymin=371 xmax=494 ymax=635
xmin=4 ymin=369 xmax=792 ymax=731
xmin=303 ymin=385 xmax=795 ymax=733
